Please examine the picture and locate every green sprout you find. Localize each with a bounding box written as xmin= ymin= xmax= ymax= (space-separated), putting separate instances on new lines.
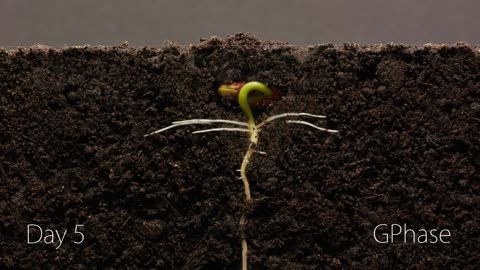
xmin=238 ymin=81 xmax=273 ymax=130
xmin=146 ymin=81 xmax=338 ymax=270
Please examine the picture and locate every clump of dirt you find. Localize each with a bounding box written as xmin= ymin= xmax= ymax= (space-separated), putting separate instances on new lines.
xmin=1 ymin=34 xmax=479 ymax=269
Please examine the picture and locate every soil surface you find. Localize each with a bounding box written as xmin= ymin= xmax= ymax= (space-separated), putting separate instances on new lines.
xmin=1 ymin=34 xmax=479 ymax=269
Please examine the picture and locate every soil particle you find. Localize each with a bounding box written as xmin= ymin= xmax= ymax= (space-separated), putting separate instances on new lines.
xmin=1 ymin=34 xmax=479 ymax=269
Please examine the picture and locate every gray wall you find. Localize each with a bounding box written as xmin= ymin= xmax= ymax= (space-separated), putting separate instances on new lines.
xmin=1 ymin=0 xmax=479 ymax=47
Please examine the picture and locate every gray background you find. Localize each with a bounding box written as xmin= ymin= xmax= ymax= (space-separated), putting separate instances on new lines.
xmin=1 ymin=0 xmax=479 ymax=47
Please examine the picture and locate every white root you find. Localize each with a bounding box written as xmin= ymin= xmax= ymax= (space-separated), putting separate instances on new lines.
xmin=285 ymin=120 xmax=339 ymax=133
xmin=145 ymin=119 xmax=248 ymax=137
xmin=146 ymin=113 xmax=337 ymax=137
xmin=173 ymin=119 xmax=248 ymax=126
xmin=144 ymin=123 xmax=185 ymax=136
xmin=257 ymin=112 xmax=326 ymax=128
xmin=145 ymin=111 xmax=338 ymax=270
xmin=192 ymin=127 xmax=250 ymax=134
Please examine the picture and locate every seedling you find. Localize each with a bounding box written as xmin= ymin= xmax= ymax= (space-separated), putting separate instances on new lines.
xmin=146 ymin=81 xmax=338 ymax=270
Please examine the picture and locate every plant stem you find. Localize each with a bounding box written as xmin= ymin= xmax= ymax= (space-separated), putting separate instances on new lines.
xmin=239 ymin=142 xmax=255 ymax=270
xmin=238 ymin=82 xmax=272 ymax=133
xmin=148 ymin=80 xmax=337 ymax=270
xmin=240 ymin=143 xmax=255 ymax=202
xmin=240 ymin=214 xmax=248 ymax=270
xmin=237 ymin=82 xmax=272 ymax=270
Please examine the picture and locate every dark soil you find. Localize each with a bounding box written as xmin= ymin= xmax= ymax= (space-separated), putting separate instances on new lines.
xmin=1 ymin=34 xmax=479 ymax=269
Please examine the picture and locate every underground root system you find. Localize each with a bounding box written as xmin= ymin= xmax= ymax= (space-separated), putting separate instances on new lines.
xmin=146 ymin=82 xmax=338 ymax=270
